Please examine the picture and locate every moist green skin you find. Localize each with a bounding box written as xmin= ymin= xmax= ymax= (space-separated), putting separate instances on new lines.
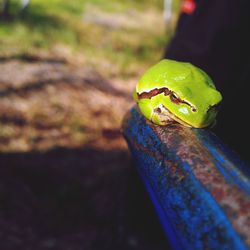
xmin=134 ymin=59 xmax=222 ymax=128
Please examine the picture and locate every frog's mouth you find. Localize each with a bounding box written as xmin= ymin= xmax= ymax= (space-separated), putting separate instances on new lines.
xmin=138 ymin=87 xmax=197 ymax=112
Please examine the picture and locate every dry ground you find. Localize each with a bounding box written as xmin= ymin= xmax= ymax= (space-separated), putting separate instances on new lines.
xmin=0 ymin=53 xmax=135 ymax=151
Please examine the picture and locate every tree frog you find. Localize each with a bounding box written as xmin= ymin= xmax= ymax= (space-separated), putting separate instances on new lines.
xmin=133 ymin=59 xmax=222 ymax=128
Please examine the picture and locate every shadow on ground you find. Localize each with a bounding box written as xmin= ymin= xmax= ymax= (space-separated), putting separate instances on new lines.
xmin=0 ymin=146 xmax=170 ymax=250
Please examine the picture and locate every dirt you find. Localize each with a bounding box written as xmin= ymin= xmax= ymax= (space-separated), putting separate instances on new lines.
xmin=0 ymin=56 xmax=170 ymax=249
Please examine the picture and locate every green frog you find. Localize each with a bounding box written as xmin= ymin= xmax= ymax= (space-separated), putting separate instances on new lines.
xmin=133 ymin=59 xmax=222 ymax=128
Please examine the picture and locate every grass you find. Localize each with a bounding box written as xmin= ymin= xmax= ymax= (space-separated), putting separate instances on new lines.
xmin=0 ymin=0 xmax=180 ymax=77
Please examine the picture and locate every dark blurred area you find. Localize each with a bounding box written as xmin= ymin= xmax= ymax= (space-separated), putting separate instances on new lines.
xmin=0 ymin=147 xmax=169 ymax=249
xmin=165 ymin=0 xmax=250 ymax=163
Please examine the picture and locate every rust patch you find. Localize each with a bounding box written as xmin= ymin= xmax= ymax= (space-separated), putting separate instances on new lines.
xmin=212 ymin=187 xmax=226 ymax=202
xmin=165 ymin=160 xmax=186 ymax=182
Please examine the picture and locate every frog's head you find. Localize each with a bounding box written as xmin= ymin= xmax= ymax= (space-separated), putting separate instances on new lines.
xmin=135 ymin=59 xmax=222 ymax=128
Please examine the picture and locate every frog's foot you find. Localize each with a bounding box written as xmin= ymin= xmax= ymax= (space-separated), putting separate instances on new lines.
xmin=153 ymin=104 xmax=192 ymax=127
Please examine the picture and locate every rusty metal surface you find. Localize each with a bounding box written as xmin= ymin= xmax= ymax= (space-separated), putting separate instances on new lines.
xmin=123 ymin=106 xmax=250 ymax=250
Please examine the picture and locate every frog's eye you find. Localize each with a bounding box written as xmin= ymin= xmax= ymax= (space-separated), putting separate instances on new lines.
xmin=170 ymin=92 xmax=180 ymax=104
xmin=169 ymin=91 xmax=197 ymax=112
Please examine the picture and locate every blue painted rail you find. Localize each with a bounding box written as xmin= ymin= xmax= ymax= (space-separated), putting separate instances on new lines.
xmin=122 ymin=106 xmax=250 ymax=250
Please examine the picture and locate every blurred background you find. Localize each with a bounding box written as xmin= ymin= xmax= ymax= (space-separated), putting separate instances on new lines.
xmin=0 ymin=0 xmax=180 ymax=249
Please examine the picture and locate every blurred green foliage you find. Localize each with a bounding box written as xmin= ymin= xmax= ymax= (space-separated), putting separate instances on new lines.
xmin=0 ymin=0 xmax=180 ymax=76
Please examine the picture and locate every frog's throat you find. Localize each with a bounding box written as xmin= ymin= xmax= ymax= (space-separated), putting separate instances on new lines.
xmin=138 ymin=87 xmax=197 ymax=112
xmin=153 ymin=104 xmax=192 ymax=127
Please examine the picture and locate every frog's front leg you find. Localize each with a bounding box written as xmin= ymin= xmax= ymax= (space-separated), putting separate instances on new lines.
xmin=138 ymin=97 xmax=173 ymax=126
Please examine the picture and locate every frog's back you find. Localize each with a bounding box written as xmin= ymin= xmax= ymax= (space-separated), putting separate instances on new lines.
xmin=136 ymin=59 xmax=215 ymax=94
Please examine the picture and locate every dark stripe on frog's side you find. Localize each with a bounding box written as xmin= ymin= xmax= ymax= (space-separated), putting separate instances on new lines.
xmin=138 ymin=87 xmax=197 ymax=112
